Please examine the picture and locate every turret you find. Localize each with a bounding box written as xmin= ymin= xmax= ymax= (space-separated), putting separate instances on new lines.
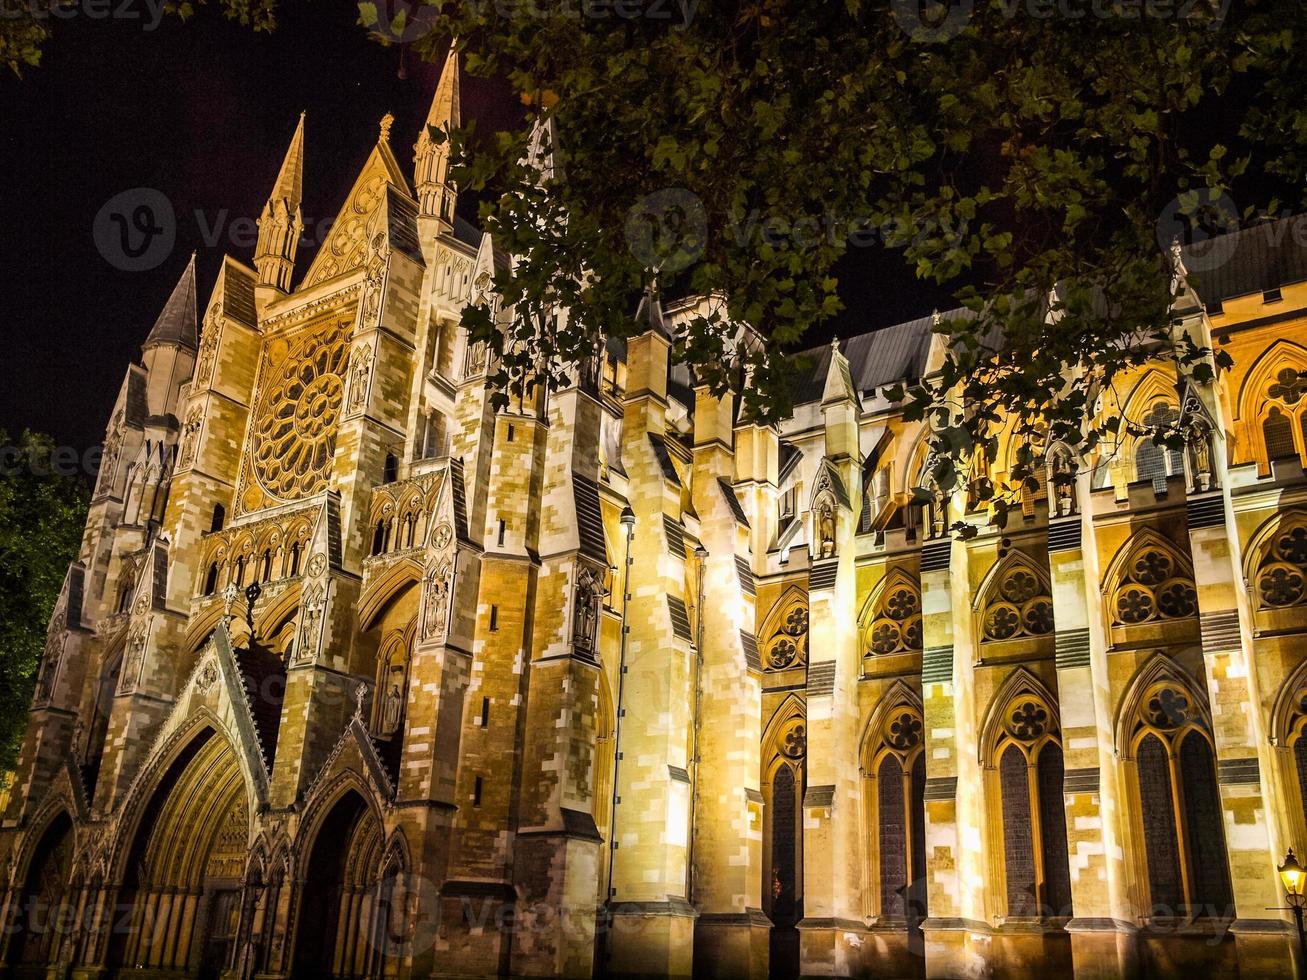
xmin=254 ymin=113 xmax=305 ymax=297
xmin=414 ymin=41 xmax=459 ymax=236
xmin=140 ymin=253 xmax=197 ymax=419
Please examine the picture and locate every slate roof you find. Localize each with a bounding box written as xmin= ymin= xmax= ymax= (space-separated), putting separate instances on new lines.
xmin=1183 ymin=214 xmax=1307 ymax=305
xmin=144 ymin=255 xmax=198 ymax=351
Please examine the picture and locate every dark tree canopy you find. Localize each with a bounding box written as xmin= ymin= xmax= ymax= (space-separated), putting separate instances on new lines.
xmin=9 ymin=0 xmax=1307 ymax=524
xmin=0 ymin=431 xmax=88 ymax=773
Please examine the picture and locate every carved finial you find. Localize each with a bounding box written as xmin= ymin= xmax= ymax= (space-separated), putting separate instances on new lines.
xmin=354 ymin=683 xmax=367 ymax=719
xmin=931 ymin=308 xmax=942 ymax=329
xmin=379 ymin=112 xmax=395 ymax=143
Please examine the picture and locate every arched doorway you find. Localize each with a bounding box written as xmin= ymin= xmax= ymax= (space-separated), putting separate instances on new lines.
xmin=293 ymin=789 xmax=384 ymax=978
xmin=6 ymin=811 xmax=73 ymax=974
xmin=106 ymin=728 xmax=249 ymax=976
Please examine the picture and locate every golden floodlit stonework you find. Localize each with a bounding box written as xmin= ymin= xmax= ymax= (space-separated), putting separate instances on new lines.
xmin=5 ymin=44 xmax=1307 ymax=980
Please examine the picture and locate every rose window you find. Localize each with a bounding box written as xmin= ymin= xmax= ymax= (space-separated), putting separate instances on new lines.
xmin=252 ymin=324 xmax=350 ymax=501
xmin=784 ymin=607 xmax=809 ymax=636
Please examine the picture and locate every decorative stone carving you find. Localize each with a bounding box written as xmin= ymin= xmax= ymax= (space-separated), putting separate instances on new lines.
xmin=422 ymin=559 xmax=453 ymax=640
xmin=1047 ymin=440 xmax=1077 ymax=516
xmin=249 ymin=320 xmax=350 ymax=502
xmin=179 ymin=407 xmax=203 ymax=468
xmin=980 ymin=559 xmax=1054 ymax=642
xmin=572 ymin=565 xmax=604 ymax=653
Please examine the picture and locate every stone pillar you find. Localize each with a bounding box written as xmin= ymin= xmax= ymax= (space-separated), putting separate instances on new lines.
xmin=1049 ymin=481 xmax=1141 ymax=979
xmin=689 ymin=385 xmax=768 ymax=979
xmin=800 ymin=343 xmax=866 ymax=975
xmin=605 ymin=328 xmax=696 ymax=979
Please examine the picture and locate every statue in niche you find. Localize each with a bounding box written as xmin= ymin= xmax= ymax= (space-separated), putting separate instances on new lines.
xmin=573 ymin=569 xmax=601 ymax=652
xmin=381 ymin=665 xmax=404 ymax=735
xmin=423 ymin=561 xmax=452 ymax=639
xmin=817 ymin=499 xmax=837 ymax=559
xmin=1186 ymin=416 xmax=1214 ymax=491
xmin=1048 ymin=441 xmax=1077 ymax=516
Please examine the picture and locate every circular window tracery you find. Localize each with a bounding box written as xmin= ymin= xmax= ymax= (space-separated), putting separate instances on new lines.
xmin=866 ymin=578 xmax=923 ymax=656
xmin=1110 ymin=543 xmax=1198 ymax=627
xmin=981 ymin=561 xmax=1054 ymax=643
xmin=1258 ymin=518 xmax=1307 ymax=610
xmin=251 ymin=322 xmax=351 ymax=501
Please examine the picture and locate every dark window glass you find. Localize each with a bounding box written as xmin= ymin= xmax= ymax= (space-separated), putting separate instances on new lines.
xmin=772 ymin=766 xmax=798 ymax=925
xmin=1037 ymin=742 xmax=1073 ymax=917
xmin=1138 ymin=733 xmax=1183 ymax=913
xmin=1178 ymin=732 xmax=1233 ymax=916
xmin=1265 ymin=407 xmax=1296 ymax=459
xmin=878 ymin=754 xmax=906 ymax=918
xmin=1000 ymin=745 xmax=1037 ymax=916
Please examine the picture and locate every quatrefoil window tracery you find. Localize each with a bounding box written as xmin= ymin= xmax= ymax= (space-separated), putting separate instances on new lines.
xmin=980 ymin=561 xmax=1054 ymax=643
xmin=866 ymin=576 xmax=923 ymax=656
xmin=1258 ymin=519 xmax=1307 ymax=609
xmin=1005 ymin=699 xmax=1051 ymax=741
xmin=765 ymin=596 xmax=809 ymax=670
xmin=1110 ymin=544 xmax=1197 ymax=627
xmin=884 ymin=709 xmax=923 ymax=751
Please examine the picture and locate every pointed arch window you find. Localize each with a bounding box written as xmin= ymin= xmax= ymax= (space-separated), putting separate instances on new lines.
xmin=863 ymin=571 xmax=923 ymax=656
xmin=979 ymin=556 xmax=1054 ymax=643
xmin=1108 ymin=534 xmax=1198 ymax=628
xmin=1258 ymin=365 xmax=1307 ymax=464
xmin=1272 ymin=671 xmax=1307 ymax=851
xmin=868 ymin=702 xmax=927 ymax=922
xmin=987 ymin=688 xmax=1073 ymax=918
xmin=1135 ymin=401 xmax=1184 ymax=489
xmin=1254 ymin=515 xmax=1307 ymax=609
xmin=1125 ymin=673 xmax=1233 ymax=917
xmin=761 ymin=590 xmax=808 ymax=671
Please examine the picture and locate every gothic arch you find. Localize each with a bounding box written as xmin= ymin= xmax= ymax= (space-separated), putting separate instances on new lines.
xmin=758 ymin=585 xmax=809 ymax=671
xmin=1114 ymin=653 xmax=1212 ymax=757
xmin=1270 ymin=661 xmax=1307 ymax=853
xmin=295 ymin=770 xmax=387 ymax=881
xmin=858 ymin=683 xmax=927 ymax=923
xmin=5 ymin=807 xmax=75 ymax=969
xmin=358 ymin=558 xmax=423 ymax=631
xmin=1244 ymin=509 xmax=1307 ymax=613
xmin=859 ymin=681 xmax=924 ymax=773
xmin=1112 ymin=653 xmax=1232 ymax=916
xmin=978 ymin=667 xmax=1062 ymax=765
xmin=978 ymin=667 xmax=1072 ymax=919
xmin=972 ymin=549 xmax=1055 ymax=645
xmin=1234 ymin=338 xmax=1307 ymax=423
xmin=107 ymin=709 xmax=262 ymax=885
xmin=860 ymin=568 xmax=923 ymax=657
xmin=104 ymin=723 xmax=252 ymax=974
xmin=1100 ymin=528 xmax=1198 ymax=630
xmin=255 ymin=582 xmax=303 ymax=643
xmin=762 ymin=693 xmax=806 ymax=932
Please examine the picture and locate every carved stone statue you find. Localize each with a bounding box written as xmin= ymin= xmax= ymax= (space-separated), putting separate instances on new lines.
xmin=817 ymin=500 xmax=837 ymax=559
xmin=381 ymin=668 xmax=404 ymax=735
xmin=573 ymin=569 xmax=601 ymax=652
xmin=1187 ymin=416 xmax=1214 ymax=491
xmin=1047 ymin=441 xmax=1077 ymax=516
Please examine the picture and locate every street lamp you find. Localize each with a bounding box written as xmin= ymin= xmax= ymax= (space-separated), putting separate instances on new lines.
xmin=1278 ymin=849 xmax=1307 ymax=978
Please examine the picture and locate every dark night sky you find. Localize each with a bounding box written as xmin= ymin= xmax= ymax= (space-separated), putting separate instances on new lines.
xmin=0 ymin=3 xmax=948 ymax=458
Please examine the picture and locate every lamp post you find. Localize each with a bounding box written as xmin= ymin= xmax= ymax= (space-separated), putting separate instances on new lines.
xmin=1278 ymin=849 xmax=1307 ymax=979
xmin=604 ymin=506 xmax=636 ymax=917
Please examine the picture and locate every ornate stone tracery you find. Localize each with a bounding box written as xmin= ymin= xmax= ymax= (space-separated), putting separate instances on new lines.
xmin=1107 ymin=533 xmax=1198 ymax=628
xmin=863 ymin=569 xmax=923 ymax=656
xmin=761 ymin=590 xmax=808 ymax=671
xmin=978 ymin=554 xmax=1054 ymax=643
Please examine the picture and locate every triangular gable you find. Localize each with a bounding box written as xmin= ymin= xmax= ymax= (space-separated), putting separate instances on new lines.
xmin=300 ymin=141 xmax=414 ymax=290
xmin=303 ymin=711 xmax=396 ymax=806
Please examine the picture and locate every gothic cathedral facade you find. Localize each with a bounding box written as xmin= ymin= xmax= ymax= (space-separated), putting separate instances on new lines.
xmin=4 ymin=47 xmax=1307 ymax=980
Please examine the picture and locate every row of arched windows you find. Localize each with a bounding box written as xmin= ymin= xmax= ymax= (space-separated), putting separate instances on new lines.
xmin=856 ymin=666 xmax=1234 ymax=924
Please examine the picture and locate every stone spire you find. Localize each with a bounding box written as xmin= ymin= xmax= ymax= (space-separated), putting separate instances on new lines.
xmin=415 ymin=40 xmax=460 ymax=229
xmin=254 ymin=112 xmax=305 ymax=293
xmin=142 ymin=252 xmax=197 ymax=352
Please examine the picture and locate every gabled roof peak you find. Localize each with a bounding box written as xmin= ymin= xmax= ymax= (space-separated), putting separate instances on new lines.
xmin=143 ymin=253 xmax=198 ymax=352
